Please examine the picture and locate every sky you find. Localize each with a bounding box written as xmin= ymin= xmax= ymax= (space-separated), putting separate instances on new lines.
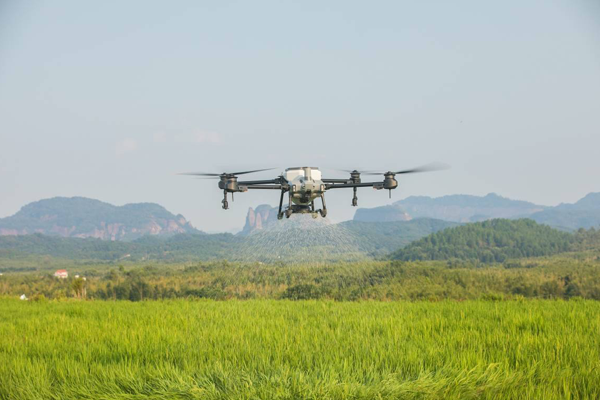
xmin=0 ymin=0 xmax=599 ymax=233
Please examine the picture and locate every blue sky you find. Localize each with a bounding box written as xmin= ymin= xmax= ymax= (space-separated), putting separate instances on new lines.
xmin=1 ymin=1 xmax=599 ymax=232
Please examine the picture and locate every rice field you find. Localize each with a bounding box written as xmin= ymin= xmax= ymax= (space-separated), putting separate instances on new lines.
xmin=0 ymin=299 xmax=599 ymax=399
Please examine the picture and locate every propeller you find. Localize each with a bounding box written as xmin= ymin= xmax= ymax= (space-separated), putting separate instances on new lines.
xmin=178 ymin=168 xmax=275 ymax=177
xmin=364 ymin=163 xmax=449 ymax=176
xmin=336 ymin=169 xmax=378 ymax=174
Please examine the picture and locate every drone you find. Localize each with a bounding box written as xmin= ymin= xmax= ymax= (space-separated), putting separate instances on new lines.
xmin=180 ymin=164 xmax=446 ymax=220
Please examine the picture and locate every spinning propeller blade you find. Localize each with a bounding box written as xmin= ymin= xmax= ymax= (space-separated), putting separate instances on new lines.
xmin=336 ymin=169 xmax=378 ymax=174
xmin=364 ymin=163 xmax=449 ymax=175
xmin=178 ymin=168 xmax=275 ymax=177
xmin=178 ymin=172 xmax=221 ymax=177
xmin=229 ymin=168 xmax=275 ymax=175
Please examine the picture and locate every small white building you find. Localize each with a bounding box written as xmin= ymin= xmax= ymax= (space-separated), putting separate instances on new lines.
xmin=54 ymin=269 xmax=68 ymax=279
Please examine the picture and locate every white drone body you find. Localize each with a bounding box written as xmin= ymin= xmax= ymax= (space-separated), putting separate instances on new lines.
xmin=284 ymin=167 xmax=326 ymax=209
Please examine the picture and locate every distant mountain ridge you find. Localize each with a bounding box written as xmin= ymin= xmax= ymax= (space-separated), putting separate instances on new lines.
xmin=0 ymin=197 xmax=199 ymax=241
xmin=355 ymin=193 xmax=546 ymax=223
xmin=354 ymin=192 xmax=600 ymax=231
xmin=529 ymin=193 xmax=600 ymax=230
xmin=354 ymin=205 xmax=411 ymax=223
xmin=3 ymin=191 xmax=598 ymax=250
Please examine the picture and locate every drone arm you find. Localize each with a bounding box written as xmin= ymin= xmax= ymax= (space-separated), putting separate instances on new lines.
xmin=240 ymin=185 xmax=283 ymax=190
xmin=322 ymin=178 xmax=352 ymax=183
xmin=325 ymin=182 xmax=382 ymax=189
xmin=237 ymin=179 xmax=281 ymax=185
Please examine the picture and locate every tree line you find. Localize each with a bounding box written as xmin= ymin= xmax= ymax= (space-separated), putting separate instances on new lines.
xmin=3 ymin=255 xmax=600 ymax=302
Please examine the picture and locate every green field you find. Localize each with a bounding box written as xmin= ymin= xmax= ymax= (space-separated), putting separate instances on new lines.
xmin=1 ymin=299 xmax=599 ymax=399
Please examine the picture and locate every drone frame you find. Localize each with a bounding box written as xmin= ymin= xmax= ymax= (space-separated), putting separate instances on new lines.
xmin=180 ymin=163 xmax=446 ymax=219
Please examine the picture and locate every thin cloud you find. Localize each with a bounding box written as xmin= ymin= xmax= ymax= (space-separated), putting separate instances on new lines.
xmin=115 ymin=138 xmax=138 ymax=156
xmin=153 ymin=132 xmax=167 ymax=143
xmin=192 ymin=131 xmax=221 ymax=144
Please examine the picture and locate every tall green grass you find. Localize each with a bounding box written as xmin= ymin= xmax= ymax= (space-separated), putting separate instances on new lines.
xmin=0 ymin=299 xmax=599 ymax=399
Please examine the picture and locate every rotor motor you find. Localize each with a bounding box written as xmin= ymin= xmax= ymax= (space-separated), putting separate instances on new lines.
xmin=383 ymin=173 xmax=398 ymax=190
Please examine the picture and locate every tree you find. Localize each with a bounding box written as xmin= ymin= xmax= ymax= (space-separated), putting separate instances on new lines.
xmin=71 ymin=277 xmax=86 ymax=299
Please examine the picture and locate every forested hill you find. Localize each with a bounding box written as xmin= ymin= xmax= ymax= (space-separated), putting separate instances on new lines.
xmin=390 ymin=219 xmax=575 ymax=263
xmin=0 ymin=219 xmax=456 ymax=263
xmin=340 ymin=219 xmax=458 ymax=256
xmin=0 ymin=233 xmax=239 ymax=261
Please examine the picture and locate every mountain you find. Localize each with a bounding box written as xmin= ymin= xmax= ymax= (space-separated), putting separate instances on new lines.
xmin=390 ymin=219 xmax=574 ymax=263
xmin=0 ymin=197 xmax=199 ymax=241
xmin=354 ymin=193 xmax=545 ymax=223
xmin=560 ymin=193 xmax=600 ymax=211
xmin=353 ymin=192 xmax=600 ymax=231
xmin=240 ymin=204 xmax=279 ymax=235
xmin=397 ymin=193 xmax=547 ymax=222
xmin=529 ymin=193 xmax=600 ymax=231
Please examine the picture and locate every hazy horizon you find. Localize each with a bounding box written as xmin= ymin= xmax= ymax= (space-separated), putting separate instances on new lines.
xmin=1 ymin=1 xmax=599 ymax=232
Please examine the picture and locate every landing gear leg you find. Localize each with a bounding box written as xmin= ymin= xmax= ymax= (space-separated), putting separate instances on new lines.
xmin=277 ymin=189 xmax=285 ymax=220
xmin=310 ymin=201 xmax=318 ymax=218
xmin=222 ymin=191 xmax=229 ymax=210
xmin=285 ymin=192 xmax=293 ymax=218
xmin=352 ymin=187 xmax=358 ymax=207
xmin=319 ymin=194 xmax=328 ymax=218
